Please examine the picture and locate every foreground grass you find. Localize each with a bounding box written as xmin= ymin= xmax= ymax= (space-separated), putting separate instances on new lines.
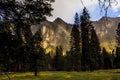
xmin=1 ymin=69 xmax=120 ymax=80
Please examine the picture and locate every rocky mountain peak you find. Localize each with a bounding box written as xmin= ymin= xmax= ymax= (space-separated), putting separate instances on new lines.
xmin=54 ymin=17 xmax=66 ymax=24
xmin=32 ymin=16 xmax=120 ymax=53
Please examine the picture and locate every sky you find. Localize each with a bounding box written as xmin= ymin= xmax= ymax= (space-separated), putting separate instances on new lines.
xmin=47 ymin=0 xmax=120 ymax=24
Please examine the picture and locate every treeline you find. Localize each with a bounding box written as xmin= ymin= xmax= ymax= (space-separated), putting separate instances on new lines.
xmin=47 ymin=8 xmax=120 ymax=71
xmin=0 ymin=0 xmax=120 ymax=76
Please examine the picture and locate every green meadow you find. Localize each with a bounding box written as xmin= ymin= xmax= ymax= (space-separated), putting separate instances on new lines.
xmin=1 ymin=69 xmax=120 ymax=80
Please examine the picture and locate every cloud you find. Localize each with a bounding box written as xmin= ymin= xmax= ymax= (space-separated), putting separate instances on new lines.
xmin=111 ymin=0 xmax=120 ymax=12
xmin=47 ymin=0 xmax=120 ymax=23
xmin=118 ymin=15 xmax=120 ymax=17
xmin=47 ymin=0 xmax=98 ymax=23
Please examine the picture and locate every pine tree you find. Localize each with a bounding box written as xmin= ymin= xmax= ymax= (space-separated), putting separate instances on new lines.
xmin=45 ymin=52 xmax=52 ymax=70
xmin=65 ymin=51 xmax=72 ymax=71
xmin=110 ymin=49 xmax=115 ymax=68
xmin=80 ymin=7 xmax=91 ymax=71
xmin=53 ymin=46 xmax=65 ymax=71
xmin=116 ymin=23 xmax=120 ymax=47
xmin=69 ymin=12 xmax=81 ymax=71
xmin=102 ymin=47 xmax=112 ymax=69
xmin=114 ymin=23 xmax=120 ymax=68
xmin=30 ymin=29 xmax=44 ymax=76
xmin=89 ymin=26 xmax=101 ymax=70
xmin=74 ymin=13 xmax=80 ymax=25
xmin=114 ymin=47 xmax=120 ymax=68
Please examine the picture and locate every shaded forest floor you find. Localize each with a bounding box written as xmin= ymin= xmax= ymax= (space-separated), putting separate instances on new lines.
xmin=1 ymin=69 xmax=120 ymax=80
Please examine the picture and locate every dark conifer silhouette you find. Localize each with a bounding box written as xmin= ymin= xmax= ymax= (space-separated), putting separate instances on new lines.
xmin=89 ymin=26 xmax=101 ymax=70
xmin=53 ymin=46 xmax=65 ymax=71
xmin=30 ymin=29 xmax=45 ymax=76
xmin=114 ymin=23 xmax=120 ymax=68
xmin=102 ymin=47 xmax=112 ymax=69
xmin=69 ymin=13 xmax=81 ymax=71
xmin=80 ymin=7 xmax=91 ymax=71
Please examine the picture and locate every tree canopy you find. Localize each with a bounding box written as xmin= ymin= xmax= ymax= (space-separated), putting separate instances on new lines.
xmin=0 ymin=0 xmax=54 ymax=23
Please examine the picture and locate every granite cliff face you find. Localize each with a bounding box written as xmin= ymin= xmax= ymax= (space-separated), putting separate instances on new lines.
xmin=32 ymin=17 xmax=120 ymax=53
xmin=93 ymin=17 xmax=120 ymax=52
xmin=32 ymin=18 xmax=72 ymax=53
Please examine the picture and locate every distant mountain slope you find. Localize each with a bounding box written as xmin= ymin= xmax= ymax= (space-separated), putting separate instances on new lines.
xmin=31 ymin=17 xmax=120 ymax=53
xmin=38 ymin=18 xmax=72 ymax=53
xmin=93 ymin=17 xmax=120 ymax=52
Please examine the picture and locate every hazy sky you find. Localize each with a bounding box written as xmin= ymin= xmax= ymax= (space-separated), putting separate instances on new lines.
xmin=47 ymin=0 xmax=120 ymax=23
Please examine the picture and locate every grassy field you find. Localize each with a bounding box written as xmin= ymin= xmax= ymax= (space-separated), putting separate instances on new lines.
xmin=1 ymin=69 xmax=120 ymax=80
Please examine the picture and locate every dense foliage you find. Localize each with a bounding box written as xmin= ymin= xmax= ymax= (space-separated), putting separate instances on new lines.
xmin=0 ymin=0 xmax=120 ymax=77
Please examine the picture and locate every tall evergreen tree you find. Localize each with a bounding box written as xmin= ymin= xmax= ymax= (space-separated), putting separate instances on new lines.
xmin=102 ymin=47 xmax=112 ymax=69
xmin=114 ymin=47 xmax=120 ymax=68
xmin=53 ymin=46 xmax=65 ymax=71
xmin=69 ymin=12 xmax=81 ymax=71
xmin=74 ymin=13 xmax=80 ymax=25
xmin=65 ymin=51 xmax=72 ymax=71
xmin=30 ymin=29 xmax=44 ymax=76
xmin=116 ymin=23 xmax=120 ymax=47
xmin=45 ymin=52 xmax=52 ymax=70
xmin=80 ymin=7 xmax=91 ymax=71
xmin=114 ymin=23 xmax=120 ymax=68
xmin=89 ymin=26 xmax=102 ymax=70
xmin=110 ymin=49 xmax=115 ymax=68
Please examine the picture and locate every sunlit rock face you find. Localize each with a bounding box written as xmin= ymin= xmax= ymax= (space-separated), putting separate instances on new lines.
xmin=31 ymin=18 xmax=72 ymax=53
xmin=32 ymin=17 xmax=120 ymax=53
xmin=93 ymin=17 xmax=120 ymax=52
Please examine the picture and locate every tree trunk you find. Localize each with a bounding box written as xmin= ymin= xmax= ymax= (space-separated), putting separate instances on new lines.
xmin=5 ymin=72 xmax=11 ymax=80
xmin=34 ymin=59 xmax=38 ymax=76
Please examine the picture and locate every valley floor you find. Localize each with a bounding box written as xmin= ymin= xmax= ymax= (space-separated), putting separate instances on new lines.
xmin=1 ymin=69 xmax=120 ymax=80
